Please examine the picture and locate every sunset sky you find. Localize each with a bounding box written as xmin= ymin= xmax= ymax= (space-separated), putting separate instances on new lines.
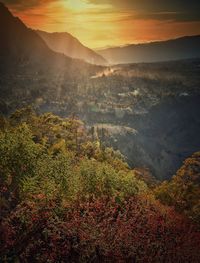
xmin=2 ymin=0 xmax=200 ymax=48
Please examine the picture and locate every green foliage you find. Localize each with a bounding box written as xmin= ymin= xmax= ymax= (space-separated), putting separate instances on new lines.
xmin=0 ymin=108 xmax=146 ymax=213
xmin=0 ymin=124 xmax=42 ymax=192
xmin=75 ymin=159 xmax=146 ymax=201
xmin=19 ymin=145 xmax=146 ymax=205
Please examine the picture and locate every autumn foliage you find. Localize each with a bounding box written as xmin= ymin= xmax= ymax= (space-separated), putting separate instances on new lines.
xmin=0 ymin=108 xmax=200 ymax=262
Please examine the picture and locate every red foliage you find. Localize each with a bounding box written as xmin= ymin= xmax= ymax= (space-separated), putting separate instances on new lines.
xmin=1 ymin=196 xmax=200 ymax=262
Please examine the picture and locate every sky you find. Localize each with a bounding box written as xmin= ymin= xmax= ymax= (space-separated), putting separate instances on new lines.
xmin=2 ymin=0 xmax=200 ymax=48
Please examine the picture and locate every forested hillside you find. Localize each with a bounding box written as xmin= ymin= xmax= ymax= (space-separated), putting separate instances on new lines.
xmin=0 ymin=108 xmax=200 ymax=262
xmin=155 ymin=151 xmax=200 ymax=224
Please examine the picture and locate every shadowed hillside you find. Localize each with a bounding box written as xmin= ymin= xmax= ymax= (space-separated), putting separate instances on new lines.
xmin=0 ymin=2 xmax=100 ymax=73
xmin=36 ymin=30 xmax=107 ymax=65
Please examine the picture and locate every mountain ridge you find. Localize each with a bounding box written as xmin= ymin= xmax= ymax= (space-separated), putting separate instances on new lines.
xmin=36 ymin=30 xmax=107 ymax=65
xmin=97 ymin=35 xmax=200 ymax=64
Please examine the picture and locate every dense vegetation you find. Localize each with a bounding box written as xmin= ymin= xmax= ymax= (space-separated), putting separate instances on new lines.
xmin=0 ymin=108 xmax=200 ymax=262
xmin=155 ymin=152 xmax=200 ymax=224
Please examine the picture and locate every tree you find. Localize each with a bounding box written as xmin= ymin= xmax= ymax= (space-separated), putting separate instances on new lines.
xmin=155 ymin=152 xmax=200 ymax=223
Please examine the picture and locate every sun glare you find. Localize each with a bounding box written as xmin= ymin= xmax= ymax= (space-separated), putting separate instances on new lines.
xmin=63 ymin=0 xmax=92 ymax=11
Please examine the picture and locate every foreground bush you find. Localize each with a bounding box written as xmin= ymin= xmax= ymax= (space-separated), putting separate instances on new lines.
xmin=1 ymin=196 xmax=200 ymax=262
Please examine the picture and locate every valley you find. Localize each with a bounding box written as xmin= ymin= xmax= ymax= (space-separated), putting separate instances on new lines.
xmin=1 ymin=57 xmax=200 ymax=180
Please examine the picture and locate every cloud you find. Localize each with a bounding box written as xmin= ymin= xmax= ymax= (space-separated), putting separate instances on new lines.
xmin=1 ymin=0 xmax=56 ymax=11
xmin=88 ymin=0 xmax=200 ymax=22
xmin=88 ymin=0 xmax=200 ymax=11
xmin=3 ymin=0 xmax=200 ymax=21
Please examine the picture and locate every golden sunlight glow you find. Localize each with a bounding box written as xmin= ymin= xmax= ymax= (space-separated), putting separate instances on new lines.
xmin=8 ymin=0 xmax=200 ymax=49
xmin=63 ymin=0 xmax=93 ymax=11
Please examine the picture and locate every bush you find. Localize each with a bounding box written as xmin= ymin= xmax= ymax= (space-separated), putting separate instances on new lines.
xmin=1 ymin=196 xmax=200 ymax=262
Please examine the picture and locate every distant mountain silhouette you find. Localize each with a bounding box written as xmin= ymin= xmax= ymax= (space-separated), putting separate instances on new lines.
xmin=97 ymin=36 xmax=200 ymax=64
xmin=36 ymin=30 xmax=107 ymax=65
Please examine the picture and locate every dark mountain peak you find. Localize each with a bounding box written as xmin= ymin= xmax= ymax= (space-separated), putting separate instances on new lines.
xmin=0 ymin=1 xmax=12 ymax=17
xmin=0 ymin=2 xmax=57 ymax=65
xmin=37 ymin=30 xmax=77 ymax=41
xmin=0 ymin=1 xmax=26 ymax=30
xmin=0 ymin=2 xmax=7 ymax=10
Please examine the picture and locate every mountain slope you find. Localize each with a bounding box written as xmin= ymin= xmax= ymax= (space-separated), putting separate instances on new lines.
xmin=0 ymin=2 xmax=99 ymax=73
xmin=97 ymin=36 xmax=200 ymax=64
xmin=36 ymin=30 xmax=107 ymax=65
xmin=0 ymin=2 xmax=100 ymax=114
xmin=0 ymin=2 xmax=66 ymax=68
